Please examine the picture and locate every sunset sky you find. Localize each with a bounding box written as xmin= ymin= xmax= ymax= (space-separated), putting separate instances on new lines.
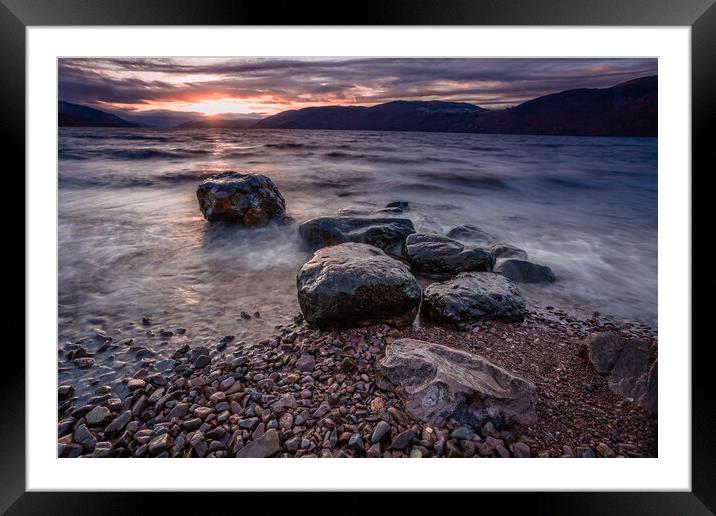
xmin=59 ymin=57 xmax=658 ymax=127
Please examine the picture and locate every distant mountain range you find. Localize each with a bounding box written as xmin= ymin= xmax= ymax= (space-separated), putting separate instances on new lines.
xmin=58 ymin=101 xmax=138 ymax=127
xmin=59 ymin=76 xmax=656 ymax=136
xmin=256 ymin=76 xmax=657 ymax=137
xmin=254 ymin=100 xmax=488 ymax=132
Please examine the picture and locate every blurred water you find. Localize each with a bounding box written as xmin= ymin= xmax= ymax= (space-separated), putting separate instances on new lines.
xmin=58 ymin=127 xmax=657 ymax=396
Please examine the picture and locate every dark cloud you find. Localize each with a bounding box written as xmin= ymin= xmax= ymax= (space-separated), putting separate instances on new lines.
xmin=59 ymin=57 xmax=657 ymax=126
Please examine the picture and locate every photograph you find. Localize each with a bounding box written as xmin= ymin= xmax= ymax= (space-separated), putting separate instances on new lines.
xmin=56 ymin=57 xmax=659 ymax=460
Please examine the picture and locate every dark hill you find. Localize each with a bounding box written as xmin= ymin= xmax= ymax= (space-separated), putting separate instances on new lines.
xmin=254 ymin=100 xmax=488 ymax=133
xmin=255 ymin=77 xmax=657 ymax=137
xmin=59 ymin=101 xmax=138 ymax=127
xmin=470 ymin=76 xmax=657 ymax=137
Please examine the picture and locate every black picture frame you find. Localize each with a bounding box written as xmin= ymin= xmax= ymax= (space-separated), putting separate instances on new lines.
xmin=5 ymin=0 xmax=711 ymax=513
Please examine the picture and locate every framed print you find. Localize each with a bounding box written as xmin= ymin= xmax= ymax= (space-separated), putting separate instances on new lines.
xmin=5 ymin=0 xmax=713 ymax=512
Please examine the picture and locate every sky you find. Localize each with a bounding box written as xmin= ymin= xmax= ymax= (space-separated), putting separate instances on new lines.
xmin=58 ymin=57 xmax=657 ymax=127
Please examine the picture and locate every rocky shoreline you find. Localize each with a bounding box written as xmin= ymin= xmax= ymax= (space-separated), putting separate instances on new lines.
xmin=58 ymin=305 xmax=657 ymax=458
xmin=58 ymin=171 xmax=657 ymax=458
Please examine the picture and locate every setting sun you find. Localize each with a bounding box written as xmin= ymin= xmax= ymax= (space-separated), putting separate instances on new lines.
xmin=177 ymin=98 xmax=255 ymax=116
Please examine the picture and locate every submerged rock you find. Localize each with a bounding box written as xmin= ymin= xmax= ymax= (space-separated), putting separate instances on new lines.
xmin=496 ymin=259 xmax=555 ymax=283
xmin=376 ymin=338 xmax=537 ymax=426
xmin=196 ymin=172 xmax=286 ymax=225
xmin=298 ymin=216 xmax=415 ymax=257
xmin=296 ymin=243 xmax=421 ymax=329
xmin=422 ymin=272 xmax=526 ymax=329
xmin=446 ymin=224 xmax=497 ymax=245
xmin=404 ymin=233 xmax=494 ymax=278
xmin=491 ymin=243 xmax=528 ymax=262
xmin=582 ymin=333 xmax=657 ymax=414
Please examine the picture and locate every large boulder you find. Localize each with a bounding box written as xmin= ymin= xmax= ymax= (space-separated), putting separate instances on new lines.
xmin=446 ymin=224 xmax=497 ymax=245
xmin=404 ymin=233 xmax=494 ymax=278
xmin=196 ymin=172 xmax=286 ymax=225
xmin=582 ymin=333 xmax=657 ymax=414
xmin=298 ymin=216 xmax=415 ymax=257
xmin=496 ymin=259 xmax=555 ymax=283
xmin=296 ymin=243 xmax=421 ymax=329
xmin=422 ymin=272 xmax=526 ymax=330
xmin=376 ymin=338 xmax=537 ymax=426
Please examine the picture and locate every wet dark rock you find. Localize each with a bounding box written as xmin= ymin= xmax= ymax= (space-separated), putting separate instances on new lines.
xmin=491 ymin=243 xmax=528 ymax=262
xmin=148 ymin=433 xmax=173 ymax=455
xmin=422 ymin=272 xmax=526 ymax=330
xmin=74 ymin=357 xmax=96 ymax=369
xmin=127 ymin=379 xmax=146 ymax=391
xmin=58 ymin=385 xmax=75 ymax=400
xmin=91 ymin=442 xmax=113 ymax=458
xmin=105 ymin=410 xmax=132 ymax=435
xmin=193 ymin=354 xmax=211 ymax=369
xmin=370 ymin=420 xmax=391 ymax=444
xmin=236 ymin=428 xmax=281 ymax=458
xmin=74 ymin=424 xmax=97 ymax=451
xmin=347 ymin=433 xmax=365 ymax=456
xmin=376 ymin=338 xmax=537 ymax=427
xmin=404 ymin=233 xmax=494 ymax=278
xmin=85 ymin=405 xmax=112 ymax=427
xmin=298 ymin=215 xmax=415 ymax=257
xmin=297 ymin=243 xmax=421 ymax=329
xmin=197 ymin=172 xmax=286 ymax=225
xmin=446 ymin=224 xmax=497 ymax=244
xmin=582 ymin=333 xmax=657 ymax=414
xmin=495 ymin=259 xmax=555 ymax=283
xmin=386 ymin=201 xmax=410 ymax=211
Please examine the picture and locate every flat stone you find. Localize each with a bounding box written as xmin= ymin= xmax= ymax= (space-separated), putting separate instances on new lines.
xmin=376 ymin=338 xmax=537 ymax=426
xmin=236 ymin=429 xmax=281 ymax=458
xmin=299 ymin=215 xmax=415 ymax=257
xmin=389 ymin=429 xmax=415 ymax=450
xmin=446 ymin=224 xmax=497 ymax=244
xmin=85 ymin=406 xmax=112 ymax=427
xmin=295 ymin=355 xmax=316 ymax=372
xmin=404 ymin=233 xmax=494 ymax=278
xmin=104 ymin=410 xmax=132 ymax=434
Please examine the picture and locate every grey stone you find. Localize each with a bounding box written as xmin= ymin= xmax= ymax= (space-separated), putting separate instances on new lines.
xmin=376 ymin=338 xmax=537 ymax=427
xmin=370 ymin=420 xmax=391 ymax=444
xmin=297 ymin=243 xmax=421 ymax=329
xmin=422 ymin=272 xmax=526 ymax=330
xmin=404 ymin=233 xmax=495 ymax=278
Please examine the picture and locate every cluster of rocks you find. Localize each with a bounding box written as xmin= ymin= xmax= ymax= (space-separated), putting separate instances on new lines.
xmin=195 ymin=170 xmax=555 ymax=333
xmin=58 ymin=319 xmax=542 ymax=458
